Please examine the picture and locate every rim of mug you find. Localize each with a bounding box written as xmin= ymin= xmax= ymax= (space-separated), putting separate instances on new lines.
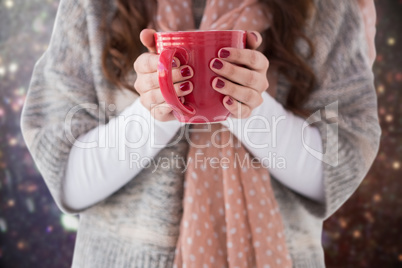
xmin=155 ymin=30 xmax=246 ymax=34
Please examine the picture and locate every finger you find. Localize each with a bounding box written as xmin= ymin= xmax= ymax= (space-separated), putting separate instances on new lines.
xmin=139 ymin=29 xmax=181 ymax=67
xmin=141 ymin=81 xmax=193 ymax=106
xmin=217 ymin=47 xmax=269 ymax=71
xmin=211 ymin=77 xmax=263 ymax=109
xmin=172 ymin=57 xmax=181 ymax=68
xmin=140 ymin=29 xmax=157 ymax=53
xmin=134 ymin=65 xmax=194 ymax=92
xmin=134 ymin=71 xmax=159 ymax=93
xmin=210 ymin=59 xmax=269 ymax=91
xmin=134 ymin=53 xmax=159 ymax=74
xmin=134 ymin=53 xmax=182 ymax=74
xmin=222 ymin=95 xmax=252 ymax=119
xmin=246 ymin=31 xmax=263 ymax=50
xmin=150 ymin=103 xmax=177 ymax=122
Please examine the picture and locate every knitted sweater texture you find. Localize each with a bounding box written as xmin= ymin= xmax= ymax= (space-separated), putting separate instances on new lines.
xmin=20 ymin=0 xmax=381 ymax=267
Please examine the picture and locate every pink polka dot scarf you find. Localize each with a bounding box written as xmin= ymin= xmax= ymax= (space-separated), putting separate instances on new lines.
xmin=174 ymin=124 xmax=293 ymax=268
xmin=154 ymin=0 xmax=293 ymax=267
xmin=156 ymin=0 xmax=271 ymax=32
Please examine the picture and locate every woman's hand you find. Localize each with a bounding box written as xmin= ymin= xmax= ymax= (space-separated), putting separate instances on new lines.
xmin=210 ymin=31 xmax=269 ymax=119
xmin=133 ymin=29 xmax=194 ymax=122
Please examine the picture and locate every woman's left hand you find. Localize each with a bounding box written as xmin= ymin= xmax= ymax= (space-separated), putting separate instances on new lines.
xmin=210 ymin=31 xmax=269 ymax=119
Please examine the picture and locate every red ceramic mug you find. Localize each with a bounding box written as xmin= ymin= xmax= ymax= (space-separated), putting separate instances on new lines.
xmin=155 ymin=30 xmax=246 ymax=123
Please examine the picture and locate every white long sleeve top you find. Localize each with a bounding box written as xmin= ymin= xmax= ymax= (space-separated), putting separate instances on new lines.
xmin=63 ymin=92 xmax=324 ymax=211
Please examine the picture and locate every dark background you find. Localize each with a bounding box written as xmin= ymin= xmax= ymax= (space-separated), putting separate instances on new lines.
xmin=0 ymin=0 xmax=401 ymax=267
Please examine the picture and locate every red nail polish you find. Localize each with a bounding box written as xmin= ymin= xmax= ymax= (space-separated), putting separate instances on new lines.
xmin=181 ymin=67 xmax=191 ymax=77
xmin=219 ymin=49 xmax=230 ymax=58
xmin=212 ymin=59 xmax=223 ymax=70
xmin=172 ymin=60 xmax=177 ymax=68
xmin=215 ymin=79 xmax=225 ymax=89
xmin=226 ymin=98 xmax=233 ymax=105
xmin=180 ymin=82 xmax=191 ymax=91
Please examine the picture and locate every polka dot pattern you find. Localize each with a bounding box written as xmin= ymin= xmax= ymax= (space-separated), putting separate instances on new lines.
xmin=155 ymin=0 xmax=272 ymax=33
xmin=174 ymin=124 xmax=292 ymax=267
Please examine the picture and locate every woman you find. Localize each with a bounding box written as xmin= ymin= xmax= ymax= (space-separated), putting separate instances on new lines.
xmin=21 ymin=0 xmax=380 ymax=267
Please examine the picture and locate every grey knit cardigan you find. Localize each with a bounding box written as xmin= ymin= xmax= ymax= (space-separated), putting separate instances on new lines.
xmin=20 ymin=0 xmax=381 ymax=267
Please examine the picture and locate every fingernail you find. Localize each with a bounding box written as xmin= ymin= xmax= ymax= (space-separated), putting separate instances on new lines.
xmin=215 ymin=79 xmax=225 ymax=89
xmin=212 ymin=59 xmax=223 ymax=70
xmin=251 ymin=32 xmax=258 ymax=42
xmin=181 ymin=67 xmax=191 ymax=77
xmin=226 ymin=97 xmax=233 ymax=105
xmin=219 ymin=49 xmax=230 ymax=58
xmin=172 ymin=60 xmax=177 ymax=68
xmin=180 ymin=81 xmax=191 ymax=91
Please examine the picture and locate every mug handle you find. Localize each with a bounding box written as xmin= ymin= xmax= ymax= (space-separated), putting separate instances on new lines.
xmin=158 ymin=47 xmax=196 ymax=116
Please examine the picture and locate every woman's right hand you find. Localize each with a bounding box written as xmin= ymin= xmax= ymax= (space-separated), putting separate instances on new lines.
xmin=134 ymin=29 xmax=194 ymax=122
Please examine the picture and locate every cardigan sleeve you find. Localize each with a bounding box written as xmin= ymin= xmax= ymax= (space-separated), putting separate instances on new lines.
xmin=357 ymin=0 xmax=377 ymax=66
xmin=20 ymin=0 xmax=103 ymax=215
xmin=283 ymin=0 xmax=381 ymax=220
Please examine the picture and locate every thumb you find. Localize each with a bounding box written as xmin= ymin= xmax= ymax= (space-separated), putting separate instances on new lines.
xmin=140 ymin=29 xmax=181 ymax=67
xmin=246 ymin=31 xmax=263 ymax=50
xmin=140 ymin=28 xmax=157 ymax=53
